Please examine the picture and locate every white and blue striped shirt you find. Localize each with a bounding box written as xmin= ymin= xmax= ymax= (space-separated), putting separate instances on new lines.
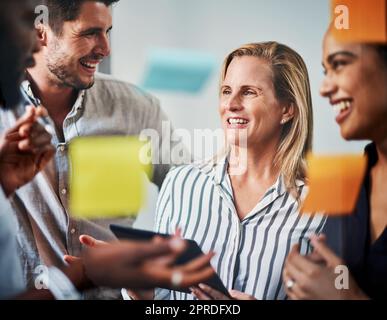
xmin=155 ymin=159 xmax=326 ymax=300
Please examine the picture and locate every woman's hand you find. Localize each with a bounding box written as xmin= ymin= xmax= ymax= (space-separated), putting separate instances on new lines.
xmin=0 ymin=106 xmax=54 ymax=196
xmin=282 ymin=234 xmax=368 ymax=300
xmin=191 ymin=284 xmax=256 ymax=300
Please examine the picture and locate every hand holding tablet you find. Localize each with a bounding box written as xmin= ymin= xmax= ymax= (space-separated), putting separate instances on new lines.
xmin=110 ymin=224 xmax=231 ymax=297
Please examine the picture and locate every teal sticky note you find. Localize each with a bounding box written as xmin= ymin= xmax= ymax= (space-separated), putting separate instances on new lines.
xmin=142 ymin=48 xmax=216 ymax=94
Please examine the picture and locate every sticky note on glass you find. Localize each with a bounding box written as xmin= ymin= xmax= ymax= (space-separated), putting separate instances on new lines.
xmin=69 ymin=136 xmax=152 ymax=219
xmin=301 ymin=153 xmax=367 ymax=215
xmin=142 ymin=48 xmax=216 ymax=93
xmin=331 ymin=0 xmax=387 ymax=43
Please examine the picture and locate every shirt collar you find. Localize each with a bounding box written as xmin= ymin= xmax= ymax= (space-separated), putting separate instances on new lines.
xmin=212 ymin=155 xmax=291 ymax=196
xmin=21 ymin=79 xmax=86 ymax=113
xmin=213 ymin=155 xmax=229 ymax=186
xmin=216 ymin=154 xmax=305 ymax=199
xmin=212 ymin=154 xmax=291 ymax=202
xmin=21 ymin=80 xmax=39 ymax=106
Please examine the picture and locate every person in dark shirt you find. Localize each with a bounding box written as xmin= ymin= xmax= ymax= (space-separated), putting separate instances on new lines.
xmin=282 ymin=28 xmax=387 ymax=299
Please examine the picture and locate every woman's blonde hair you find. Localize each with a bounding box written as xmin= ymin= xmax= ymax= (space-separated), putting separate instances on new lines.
xmin=220 ymin=42 xmax=313 ymax=196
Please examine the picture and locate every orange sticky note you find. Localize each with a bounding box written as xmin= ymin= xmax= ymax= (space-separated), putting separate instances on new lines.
xmin=301 ymin=153 xmax=367 ymax=215
xmin=331 ymin=0 xmax=387 ymax=43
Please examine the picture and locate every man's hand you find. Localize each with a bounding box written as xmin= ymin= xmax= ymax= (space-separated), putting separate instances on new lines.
xmin=0 ymin=106 xmax=55 ymax=196
xmin=64 ymin=234 xmax=215 ymax=292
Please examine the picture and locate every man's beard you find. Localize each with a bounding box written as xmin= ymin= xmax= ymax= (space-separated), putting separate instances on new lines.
xmin=47 ymin=60 xmax=95 ymax=90
xmin=46 ymin=46 xmax=95 ymax=90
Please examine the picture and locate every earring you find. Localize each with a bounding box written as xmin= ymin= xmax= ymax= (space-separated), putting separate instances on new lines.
xmin=281 ymin=119 xmax=287 ymax=125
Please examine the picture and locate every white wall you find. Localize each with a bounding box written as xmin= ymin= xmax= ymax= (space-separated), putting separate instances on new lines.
xmin=110 ymin=0 xmax=368 ymax=229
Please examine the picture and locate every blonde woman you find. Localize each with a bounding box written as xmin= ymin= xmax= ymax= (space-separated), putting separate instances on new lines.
xmin=154 ymin=42 xmax=326 ymax=300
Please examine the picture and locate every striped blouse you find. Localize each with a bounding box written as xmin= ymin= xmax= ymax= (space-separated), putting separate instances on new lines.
xmin=154 ymin=159 xmax=326 ymax=300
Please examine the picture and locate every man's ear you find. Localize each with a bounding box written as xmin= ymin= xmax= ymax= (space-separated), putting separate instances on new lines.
xmin=35 ymin=24 xmax=48 ymax=47
xmin=281 ymin=102 xmax=295 ymax=124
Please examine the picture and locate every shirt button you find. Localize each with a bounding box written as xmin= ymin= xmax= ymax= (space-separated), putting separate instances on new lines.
xmin=59 ymin=145 xmax=66 ymax=152
xmin=61 ymin=188 xmax=67 ymax=195
xmin=70 ymin=228 xmax=76 ymax=234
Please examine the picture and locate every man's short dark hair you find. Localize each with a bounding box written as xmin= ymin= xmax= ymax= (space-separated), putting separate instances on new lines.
xmin=44 ymin=0 xmax=119 ymax=34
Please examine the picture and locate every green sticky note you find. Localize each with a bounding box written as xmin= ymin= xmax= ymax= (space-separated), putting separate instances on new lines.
xmin=69 ymin=136 xmax=152 ymax=219
xmin=142 ymin=48 xmax=216 ymax=94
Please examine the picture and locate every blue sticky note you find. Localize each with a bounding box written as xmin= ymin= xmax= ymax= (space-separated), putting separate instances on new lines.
xmin=142 ymin=48 xmax=216 ymax=94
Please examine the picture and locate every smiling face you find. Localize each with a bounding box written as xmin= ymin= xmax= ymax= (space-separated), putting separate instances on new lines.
xmin=43 ymin=1 xmax=112 ymax=89
xmin=320 ymin=33 xmax=387 ymax=142
xmin=219 ymin=56 xmax=286 ymax=150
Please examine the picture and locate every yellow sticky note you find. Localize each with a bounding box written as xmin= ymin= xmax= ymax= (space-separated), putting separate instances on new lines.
xmin=69 ymin=136 xmax=152 ymax=219
xmin=301 ymin=153 xmax=367 ymax=215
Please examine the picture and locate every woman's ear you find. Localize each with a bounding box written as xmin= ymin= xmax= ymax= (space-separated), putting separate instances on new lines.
xmin=280 ymin=103 xmax=295 ymax=125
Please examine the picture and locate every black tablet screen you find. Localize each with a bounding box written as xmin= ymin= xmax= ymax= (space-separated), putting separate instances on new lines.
xmin=110 ymin=224 xmax=230 ymax=297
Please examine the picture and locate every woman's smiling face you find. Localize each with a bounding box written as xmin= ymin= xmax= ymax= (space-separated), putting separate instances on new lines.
xmin=320 ymin=33 xmax=387 ymax=142
xmin=219 ymin=56 xmax=286 ymax=149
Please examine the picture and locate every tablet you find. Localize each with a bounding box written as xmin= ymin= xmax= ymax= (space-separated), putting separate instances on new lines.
xmin=110 ymin=224 xmax=230 ymax=297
